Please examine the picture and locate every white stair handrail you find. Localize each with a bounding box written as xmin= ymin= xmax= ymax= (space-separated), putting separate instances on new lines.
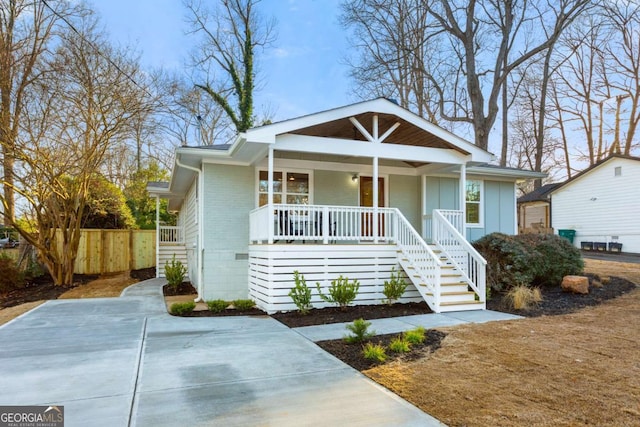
xmin=394 ymin=208 xmax=442 ymax=309
xmin=432 ymin=209 xmax=487 ymax=302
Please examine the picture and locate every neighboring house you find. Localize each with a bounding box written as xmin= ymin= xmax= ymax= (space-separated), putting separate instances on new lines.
xmin=517 ymin=183 xmax=561 ymax=233
xmin=148 ymin=98 xmax=543 ymax=314
xmin=550 ymin=154 xmax=640 ymax=254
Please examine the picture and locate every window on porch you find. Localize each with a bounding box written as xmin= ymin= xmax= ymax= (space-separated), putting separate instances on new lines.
xmin=258 ymin=170 xmax=310 ymax=206
xmin=466 ymin=180 xmax=483 ymax=226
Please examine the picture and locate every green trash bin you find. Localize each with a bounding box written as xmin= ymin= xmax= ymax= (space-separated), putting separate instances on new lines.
xmin=558 ymin=229 xmax=576 ymax=244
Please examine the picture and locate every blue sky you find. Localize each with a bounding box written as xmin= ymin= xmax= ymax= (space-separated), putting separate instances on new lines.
xmin=91 ymin=0 xmax=352 ymax=122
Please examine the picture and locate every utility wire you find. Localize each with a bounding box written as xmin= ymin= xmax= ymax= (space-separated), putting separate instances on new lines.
xmin=40 ymin=0 xmax=182 ymax=117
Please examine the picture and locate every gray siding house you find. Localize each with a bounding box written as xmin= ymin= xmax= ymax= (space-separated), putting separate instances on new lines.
xmin=148 ymin=99 xmax=543 ymax=313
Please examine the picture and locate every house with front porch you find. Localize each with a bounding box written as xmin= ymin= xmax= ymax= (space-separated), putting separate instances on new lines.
xmin=148 ymin=98 xmax=543 ymax=314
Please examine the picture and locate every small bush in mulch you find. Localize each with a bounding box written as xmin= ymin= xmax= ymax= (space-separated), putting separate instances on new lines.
xmin=170 ymin=301 xmax=195 ymax=315
xmin=317 ymin=329 xmax=446 ymax=371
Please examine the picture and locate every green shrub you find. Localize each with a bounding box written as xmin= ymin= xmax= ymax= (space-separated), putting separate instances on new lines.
xmin=518 ymin=233 xmax=584 ymax=286
xmin=164 ymin=255 xmax=187 ymax=290
xmin=404 ymin=326 xmax=426 ymax=345
xmin=288 ymin=270 xmax=313 ymax=314
xmin=0 ymin=253 xmax=25 ymax=294
xmin=316 ymin=275 xmax=360 ymax=310
xmin=362 ymin=343 xmax=387 ymax=363
xmin=344 ymin=318 xmax=375 ymax=344
xmin=382 ymin=267 xmax=408 ymax=305
xmin=473 ymin=233 xmax=540 ymax=293
xmin=206 ymin=299 xmax=228 ymax=313
xmin=232 ymin=299 xmax=255 ymax=311
xmin=389 ymin=337 xmax=411 ymax=353
xmin=474 ymin=232 xmax=584 ymax=292
xmin=170 ymin=301 xmax=195 ymax=315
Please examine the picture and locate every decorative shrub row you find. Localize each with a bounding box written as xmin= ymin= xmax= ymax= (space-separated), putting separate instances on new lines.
xmin=289 ymin=269 xmax=408 ymax=314
xmin=205 ymin=299 xmax=255 ymax=312
xmin=473 ymin=232 xmax=583 ymax=293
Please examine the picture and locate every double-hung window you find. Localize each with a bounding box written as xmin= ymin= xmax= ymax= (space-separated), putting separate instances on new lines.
xmin=465 ymin=180 xmax=482 ymax=226
xmin=258 ymin=170 xmax=310 ymax=206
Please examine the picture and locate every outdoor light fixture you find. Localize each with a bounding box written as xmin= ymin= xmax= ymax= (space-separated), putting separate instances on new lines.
xmin=352 ymin=174 xmax=359 ymax=182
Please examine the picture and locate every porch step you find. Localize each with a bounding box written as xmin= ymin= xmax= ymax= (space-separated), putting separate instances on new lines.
xmin=438 ymin=300 xmax=486 ymax=312
xmin=158 ymin=245 xmax=189 ymax=279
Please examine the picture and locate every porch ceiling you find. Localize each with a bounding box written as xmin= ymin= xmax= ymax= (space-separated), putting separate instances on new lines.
xmin=290 ymin=112 xmax=459 ymax=152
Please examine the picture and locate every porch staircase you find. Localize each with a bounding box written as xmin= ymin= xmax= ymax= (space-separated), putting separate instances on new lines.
xmin=398 ymin=246 xmax=484 ymax=312
xmin=394 ymin=209 xmax=486 ymax=313
xmin=158 ymin=244 xmax=189 ymax=279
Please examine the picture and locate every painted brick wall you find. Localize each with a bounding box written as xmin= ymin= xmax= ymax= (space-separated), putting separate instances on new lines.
xmin=201 ymin=163 xmax=255 ymax=300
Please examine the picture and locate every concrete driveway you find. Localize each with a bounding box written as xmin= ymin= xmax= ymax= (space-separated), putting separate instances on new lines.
xmin=0 ymin=279 xmax=443 ymax=426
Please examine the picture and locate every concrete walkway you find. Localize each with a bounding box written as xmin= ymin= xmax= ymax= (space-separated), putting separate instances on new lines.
xmin=293 ymin=310 xmax=522 ymax=342
xmin=0 ymin=279 xmax=445 ymax=426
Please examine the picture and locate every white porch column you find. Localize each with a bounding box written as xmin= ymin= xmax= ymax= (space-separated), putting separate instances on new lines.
xmin=459 ymin=163 xmax=466 ymax=235
xmin=155 ymin=195 xmax=160 ymax=278
xmin=373 ymin=156 xmax=379 ymax=243
xmin=267 ymin=146 xmax=274 ymax=244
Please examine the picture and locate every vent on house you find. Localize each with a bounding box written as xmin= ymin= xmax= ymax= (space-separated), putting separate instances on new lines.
xmin=614 ymin=166 xmax=622 ymax=176
xmin=235 ymin=253 xmax=249 ymax=260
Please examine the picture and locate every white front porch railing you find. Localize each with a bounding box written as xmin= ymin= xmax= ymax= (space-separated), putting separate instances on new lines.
xmin=159 ymin=225 xmax=184 ymax=244
xmin=250 ymin=204 xmax=396 ymax=244
xmin=432 ymin=209 xmax=487 ymax=302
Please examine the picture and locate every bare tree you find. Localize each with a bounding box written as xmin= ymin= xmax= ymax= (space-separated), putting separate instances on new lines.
xmin=508 ymin=65 xmax=563 ymax=182
xmin=601 ymin=2 xmax=640 ymax=156
xmin=341 ymin=0 xmax=591 ymax=150
xmin=185 ymin=0 xmax=275 ymax=134
xmin=4 ymin=15 xmax=150 ymax=286
xmin=341 ymin=0 xmax=443 ymax=124
xmin=158 ymin=72 xmax=232 ymax=148
xmin=0 ymin=0 xmax=81 ymax=223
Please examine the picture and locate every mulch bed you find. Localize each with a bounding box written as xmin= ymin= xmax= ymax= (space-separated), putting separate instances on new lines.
xmin=316 ymin=329 xmax=447 ymax=371
xmin=163 ymin=283 xmax=266 ymax=317
xmin=486 ymin=274 xmax=637 ymax=317
xmin=0 ymin=274 xmax=96 ymax=309
xmin=271 ymin=302 xmax=432 ymax=328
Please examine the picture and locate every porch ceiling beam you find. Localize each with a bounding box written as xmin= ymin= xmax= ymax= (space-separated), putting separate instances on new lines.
xmin=379 ymin=122 xmax=401 ymax=143
xmin=349 ymin=117 xmax=374 ymax=142
xmin=275 ymin=133 xmax=467 ymax=164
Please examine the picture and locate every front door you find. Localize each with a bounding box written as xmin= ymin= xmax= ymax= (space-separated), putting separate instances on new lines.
xmin=360 ymin=177 xmax=385 ymax=237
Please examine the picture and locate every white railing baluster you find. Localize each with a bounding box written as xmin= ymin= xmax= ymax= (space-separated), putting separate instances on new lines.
xmin=432 ymin=209 xmax=487 ymax=302
xmin=159 ymin=226 xmax=185 ymax=244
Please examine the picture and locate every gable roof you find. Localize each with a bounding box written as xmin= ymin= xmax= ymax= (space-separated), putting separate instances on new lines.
xmin=550 ymin=154 xmax=640 ymax=194
xmin=242 ymin=98 xmax=493 ymax=162
xmin=518 ymin=183 xmax=562 ymax=203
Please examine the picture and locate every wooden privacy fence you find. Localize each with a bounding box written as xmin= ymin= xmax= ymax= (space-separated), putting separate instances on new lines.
xmin=56 ymin=229 xmax=156 ymax=275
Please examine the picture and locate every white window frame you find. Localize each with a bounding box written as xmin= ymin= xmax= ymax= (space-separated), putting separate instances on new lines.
xmin=256 ymin=168 xmax=314 ymax=207
xmin=465 ymin=179 xmax=484 ymax=228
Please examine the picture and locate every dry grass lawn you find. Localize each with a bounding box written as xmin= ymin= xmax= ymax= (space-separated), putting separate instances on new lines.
xmin=365 ymin=258 xmax=640 ymax=426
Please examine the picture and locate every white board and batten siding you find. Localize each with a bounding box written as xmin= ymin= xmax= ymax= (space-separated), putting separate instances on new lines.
xmin=249 ymin=244 xmax=422 ymax=314
xmin=552 ymin=157 xmax=640 ymax=253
